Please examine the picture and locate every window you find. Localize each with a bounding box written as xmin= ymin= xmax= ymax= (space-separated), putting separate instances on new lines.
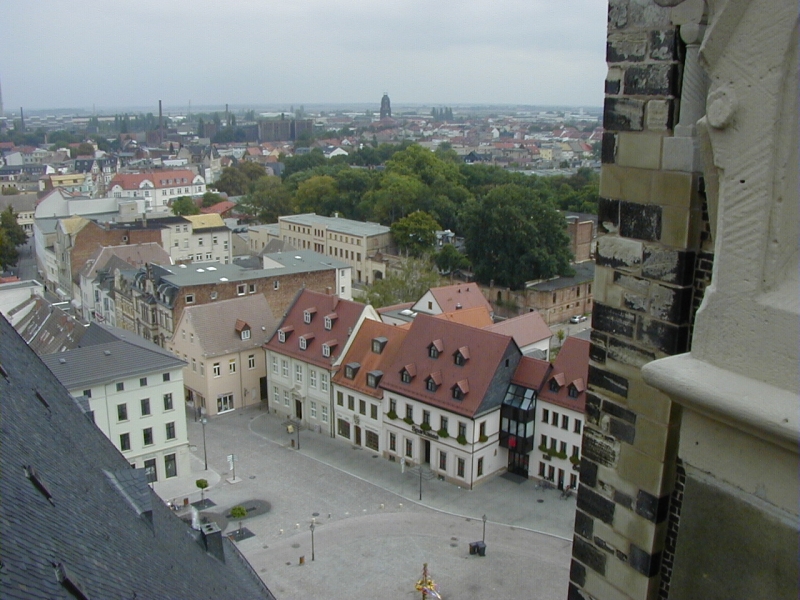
xmin=278 ymin=330 xmax=287 ymax=343
xmin=163 ymin=393 xmax=173 ymax=411
xmin=303 ymin=310 xmax=313 ymax=324
xmin=120 ymin=433 xmax=130 ymax=451
xmin=371 ymin=404 xmax=378 ymax=420
xmin=192 ymin=358 xmax=197 ymax=372
xmin=117 ymin=403 xmax=128 ymax=421
xmin=359 ymin=399 xmax=366 ymax=416
xmin=569 ymin=386 xmax=579 ymax=398
xmin=560 ymin=441 xmax=567 ymax=454
xmin=345 ymin=363 xmax=360 ymax=379
xmin=401 ymin=369 xmax=412 ymax=384
xmin=322 ymin=343 xmax=331 ymax=358
xmin=539 ymin=462 xmax=546 ymax=477
xmin=272 ymin=356 xmax=278 ymax=374
xmin=295 ymin=364 xmax=303 ymax=382
xmin=310 ymin=369 xmax=317 ymax=388
xmin=562 ymin=415 xmax=569 ymax=430
xmin=229 ymin=359 xmax=237 ymax=374
xmin=439 ymin=451 xmax=447 ymax=470
xmin=426 ymin=378 xmax=438 ymax=392
xmin=165 ymin=453 xmax=177 ymax=478
xmin=144 ymin=459 xmax=157 ymax=483
xmin=549 ymin=379 xmax=560 ymax=392
xmin=140 ymin=398 xmax=151 ymax=416
xmin=405 ymin=439 xmax=413 ymax=458
xmin=390 ymin=398 xmax=397 ymax=414
xmin=284 ymin=391 xmax=290 ymax=406
xmin=542 ymin=408 xmax=549 ymax=423
xmin=249 ymin=283 xmax=256 ymax=294
xmin=281 ymin=360 xmax=288 ymax=377
xmin=139 ymin=377 xmax=148 ymax=387
xmin=338 ymin=419 xmax=351 ymax=439
xmin=310 ymin=401 xmax=317 ymax=419
xmin=457 ymin=458 xmax=465 ymax=478
xmin=241 ymin=329 xmax=251 ymax=341
xmin=143 ymin=428 xmax=153 ymax=446
xmin=552 ymin=411 xmax=559 ymax=426
xmin=237 ymin=284 xmax=246 ymax=296
xmin=366 ymin=371 xmax=382 ymax=388
xmin=440 ymin=416 xmax=448 ymax=434
xmin=200 ymin=363 xmax=205 ymax=376
xmin=212 ymin=362 xmax=220 ymax=377
xmin=337 ymin=391 xmax=344 ymax=406
xmin=248 ymin=354 xmax=256 ymax=369
xmin=479 ymin=421 xmax=486 ymax=439
xmin=454 ymin=353 xmax=465 ymax=366
xmin=452 ymin=386 xmax=463 ymax=400
xmin=365 ymin=430 xmax=379 ymax=451
xmin=428 ymin=345 xmax=439 ymax=359
xmin=572 ymin=445 xmax=580 ymax=458
xmin=389 ymin=432 xmax=397 ymax=452
xmin=273 ymin=280 xmax=280 ymax=290
xmin=458 ymin=422 xmax=467 ymax=439
xmin=82 ymin=389 xmax=91 ymax=398
xmin=477 ymin=457 xmax=484 ymax=477
xmin=371 ymin=337 xmax=387 ymax=354
xmin=348 ymin=395 xmax=355 ymax=411
xmin=422 ymin=410 xmax=431 ymax=426
xmin=321 ymin=373 xmax=329 ymax=392
xmin=166 ymin=421 xmax=176 ymax=440
xmin=574 ymin=420 xmax=582 ymax=435
xmin=163 ymin=372 xmax=170 ymax=382
xmin=541 ymin=434 xmax=547 ymax=447
xmin=405 ymin=404 xmax=414 ymax=422
xmin=299 ymin=337 xmax=307 ymax=350
xmin=186 ymin=294 xmax=195 ymax=304
xmin=273 ymin=386 xmax=280 ymax=403
xmin=321 ymin=405 xmax=329 ymax=423
xmin=116 ymin=382 xmax=125 ymax=392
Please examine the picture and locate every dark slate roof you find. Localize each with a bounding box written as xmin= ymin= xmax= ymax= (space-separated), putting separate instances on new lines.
xmin=527 ymin=261 xmax=595 ymax=291
xmin=8 ymin=296 xmax=88 ymax=354
xmin=0 ymin=315 xmax=274 ymax=599
xmin=41 ymin=323 xmax=186 ymax=389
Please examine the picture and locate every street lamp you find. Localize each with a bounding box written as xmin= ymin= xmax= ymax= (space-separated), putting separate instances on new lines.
xmin=419 ymin=465 xmax=423 ymax=501
xmin=200 ymin=416 xmax=208 ymax=470
xmin=309 ymin=522 xmax=315 ymax=561
xmin=482 ymin=514 xmax=487 ymax=543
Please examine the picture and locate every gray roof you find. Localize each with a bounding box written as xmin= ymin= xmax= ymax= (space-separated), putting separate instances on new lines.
xmin=41 ymin=323 xmax=186 ymax=389
xmin=182 ymin=294 xmax=278 ymax=358
xmin=0 ymin=192 xmax=37 ymax=212
xmin=8 ymin=296 xmax=88 ymax=354
xmin=527 ymin=261 xmax=595 ymax=291
xmin=0 ymin=315 xmax=273 ymax=599
xmin=280 ymin=212 xmax=390 ymax=236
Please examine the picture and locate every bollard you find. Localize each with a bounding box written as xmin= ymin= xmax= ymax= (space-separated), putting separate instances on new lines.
xmin=291 ymin=439 xmax=295 ymax=448
xmin=299 ymin=556 xmax=305 ymax=565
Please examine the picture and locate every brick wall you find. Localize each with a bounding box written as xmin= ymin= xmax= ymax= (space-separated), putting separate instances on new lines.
xmin=69 ymin=222 xmax=163 ymax=284
xmin=569 ymin=1 xmax=706 ymax=599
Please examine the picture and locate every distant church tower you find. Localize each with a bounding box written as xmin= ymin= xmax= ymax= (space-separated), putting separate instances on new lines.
xmin=380 ymin=93 xmax=391 ymax=119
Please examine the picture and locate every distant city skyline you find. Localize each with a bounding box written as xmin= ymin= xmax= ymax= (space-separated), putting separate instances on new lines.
xmin=0 ymin=1 xmax=607 ymax=113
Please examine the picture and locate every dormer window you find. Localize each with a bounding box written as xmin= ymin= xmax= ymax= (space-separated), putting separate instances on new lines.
xmin=322 ymin=339 xmax=338 ymax=358
xmin=299 ymin=333 xmax=314 ymax=350
xmin=452 ymin=379 xmax=469 ymax=400
xmin=549 ymin=379 xmax=560 ymax=392
xmin=277 ymin=326 xmax=294 ymax=343
xmin=428 ymin=339 xmax=443 ymax=359
xmin=235 ymin=319 xmax=251 ymax=340
xmin=454 ymin=346 xmax=469 ymax=366
xmin=241 ymin=329 xmax=251 ymax=340
xmin=401 ymin=363 xmax=416 ymax=384
xmin=372 ymin=337 xmax=388 ymax=354
xmin=549 ymin=372 xmax=566 ymax=392
xmin=568 ymin=385 xmax=578 ymax=398
xmin=324 ymin=313 xmax=337 ymax=330
xmin=345 ymin=362 xmax=360 ymax=379
xmin=425 ymin=371 xmax=442 ymax=392
xmin=366 ymin=370 xmax=383 ymax=388
xmin=303 ymin=308 xmax=317 ymax=324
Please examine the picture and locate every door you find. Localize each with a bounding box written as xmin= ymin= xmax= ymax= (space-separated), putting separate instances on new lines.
xmin=295 ymin=399 xmax=303 ymax=420
xmin=507 ymin=451 xmax=529 ymax=477
xmin=354 ymin=426 xmax=362 ymax=446
xmin=558 ymin=468 xmax=565 ymax=490
xmin=424 ymin=439 xmax=431 ymax=464
xmin=259 ymin=377 xmax=268 ymax=401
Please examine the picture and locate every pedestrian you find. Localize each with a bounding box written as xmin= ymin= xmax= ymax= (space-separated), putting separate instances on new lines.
xmin=400 ymin=456 xmax=406 ymax=474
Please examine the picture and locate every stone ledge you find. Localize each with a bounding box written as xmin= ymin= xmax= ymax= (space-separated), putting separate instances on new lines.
xmin=641 ymin=354 xmax=799 ymax=453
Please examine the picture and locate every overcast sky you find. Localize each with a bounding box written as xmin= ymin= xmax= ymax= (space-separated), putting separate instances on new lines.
xmin=0 ymin=0 xmax=608 ymax=113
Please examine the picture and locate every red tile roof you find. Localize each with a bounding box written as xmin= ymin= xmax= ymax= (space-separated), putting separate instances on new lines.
xmin=332 ymin=320 xmax=409 ymax=398
xmin=380 ymin=313 xmax=519 ymax=418
xmin=485 ymin=311 xmax=552 ymax=347
xmin=423 ymin=282 xmax=492 ymax=314
xmin=109 ymin=169 xmax=202 ymax=190
xmin=434 ymin=306 xmax=493 ymax=328
xmin=264 ymin=290 xmax=368 ymax=369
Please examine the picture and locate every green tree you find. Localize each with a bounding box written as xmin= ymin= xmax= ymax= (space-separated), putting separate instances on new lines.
xmin=212 ymin=166 xmax=250 ymax=196
xmin=201 ymin=191 xmax=223 ymax=208
xmin=435 ymin=244 xmax=470 ymax=275
xmin=460 ymin=184 xmax=574 ymax=290
xmin=282 ymin=149 xmax=326 ymax=179
xmin=391 ymin=211 xmax=440 ymax=257
xmin=230 ymin=505 xmax=247 ymax=534
xmin=238 ymin=176 xmax=293 ymax=223
xmin=0 ymin=229 xmax=19 ymax=271
xmin=171 ymin=196 xmax=200 ymax=216
xmin=1 ymin=207 xmax=28 ymax=247
xmin=75 ymin=142 xmax=95 ymax=157
xmin=237 ymin=161 xmax=267 ymax=183
xmin=196 ymin=478 xmax=209 ymax=507
xmin=365 ymin=258 xmax=441 ymax=308
xmin=293 ymin=175 xmax=340 ymax=215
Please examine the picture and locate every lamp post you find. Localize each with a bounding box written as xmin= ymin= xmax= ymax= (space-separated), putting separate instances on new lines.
xmin=419 ymin=465 xmax=423 ymax=501
xmin=309 ymin=522 xmax=315 ymax=561
xmin=200 ymin=416 xmax=208 ymax=470
xmin=296 ymin=420 xmax=300 ymax=450
xmin=482 ymin=514 xmax=487 ymax=543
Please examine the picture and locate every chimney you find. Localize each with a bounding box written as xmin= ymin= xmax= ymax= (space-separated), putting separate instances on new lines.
xmin=201 ymin=522 xmax=225 ymax=562
xmin=456 ymin=303 xmax=462 ymax=310
xmin=326 ymin=286 xmax=332 ymax=295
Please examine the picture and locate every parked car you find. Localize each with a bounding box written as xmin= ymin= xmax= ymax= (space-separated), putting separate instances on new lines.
xmin=570 ymin=314 xmax=588 ymax=324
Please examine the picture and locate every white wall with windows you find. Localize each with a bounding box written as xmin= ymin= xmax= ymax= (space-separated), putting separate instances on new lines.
xmin=67 ymin=367 xmax=190 ymax=498
xmin=331 ymin=384 xmax=382 ymax=452
xmin=534 ymin=402 xmax=583 ymax=490
xmin=265 ymin=348 xmax=332 ymax=432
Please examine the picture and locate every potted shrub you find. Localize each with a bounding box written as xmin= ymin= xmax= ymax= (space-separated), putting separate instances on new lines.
xmin=479 ymin=434 xmax=488 ymax=443
xmin=387 ymin=410 xmax=398 ymax=420
xmin=420 ymin=422 xmax=432 ymax=431
xmin=230 ymin=505 xmax=247 ymax=535
xmin=196 ymin=479 xmax=209 ymax=507
xmin=403 ymin=416 xmax=414 ymax=425
xmin=570 ymin=455 xmax=581 ymax=465
xmin=538 ymin=442 xmax=548 ymax=452
xmin=457 ymin=434 xmax=468 ymax=445
xmin=437 ymin=428 xmax=449 ymax=438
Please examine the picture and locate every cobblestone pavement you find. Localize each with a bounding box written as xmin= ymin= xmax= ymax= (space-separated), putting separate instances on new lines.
xmin=170 ymin=405 xmax=576 ymax=599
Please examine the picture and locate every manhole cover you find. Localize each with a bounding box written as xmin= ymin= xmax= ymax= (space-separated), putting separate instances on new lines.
xmin=312 ymin=512 xmax=320 ymax=517
xmin=537 ymin=499 xmax=544 ymax=503
xmin=249 ymin=475 xmax=256 ymax=479
xmin=291 ymin=543 xmax=300 ymax=548
xmin=285 ymin=562 xmax=291 ymax=566
xmin=451 ymin=537 xmax=458 ymax=541
xmin=263 ymin=545 xmax=269 ymax=549
xmin=450 ymin=543 xmax=458 ymax=547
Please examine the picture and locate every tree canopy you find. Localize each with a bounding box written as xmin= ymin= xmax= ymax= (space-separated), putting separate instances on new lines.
xmin=390 ymin=211 xmax=440 ymax=257
xmin=364 ymin=258 xmax=442 ymax=308
xmin=171 ymin=196 xmax=200 ymax=216
xmin=237 ymin=176 xmax=293 ymax=223
xmin=0 ymin=207 xmax=28 ymax=270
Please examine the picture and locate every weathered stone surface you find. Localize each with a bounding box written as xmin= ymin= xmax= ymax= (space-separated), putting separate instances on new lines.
xmin=620 ymin=201 xmax=662 ymax=242
xmin=598 ymin=197 xmax=620 ymax=232
xmin=607 ymin=0 xmax=628 ymax=30
xmin=623 ymin=291 xmax=648 ymax=313
xmin=583 ymin=426 xmax=620 ymax=468
xmin=610 ymin=418 xmax=637 ymax=444
xmin=607 ymin=32 xmax=648 ymax=63
xmin=578 ymin=487 xmax=617 ymax=525
xmin=636 ymin=489 xmax=670 ymax=523
xmin=613 ymin=489 xmax=634 ymax=509
xmin=601 ymin=399 xmax=638 ymax=424
xmin=607 ymin=336 xmax=657 ymax=368
xmin=580 ymin=458 xmax=599 ymax=488
xmin=645 ymin=99 xmax=674 ymax=130
xmin=575 ymin=509 xmax=595 ymax=539
xmin=590 ymin=342 xmax=607 ymax=364
xmin=604 ymin=97 xmax=645 ymax=131
xmin=648 ymin=283 xmax=692 ymax=324
xmin=616 ymin=132 xmax=664 ymax=170
xmin=636 ymin=317 xmax=689 ymax=354
xmin=588 ymin=364 xmax=630 ymax=398
xmin=605 ymin=78 xmax=622 ymax=95
xmin=601 ymin=133 xmax=617 ymax=164
xmin=570 ymin=560 xmax=588 ymax=587
xmin=613 ymin=272 xmax=650 ymax=295
xmin=593 ymin=303 xmax=637 ymax=338
xmin=629 ymin=545 xmax=661 ymax=577
xmin=624 ymin=64 xmax=678 ymax=96
xmin=642 ymin=246 xmax=695 ymax=285
xmin=649 ymin=29 xmax=677 ymax=61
